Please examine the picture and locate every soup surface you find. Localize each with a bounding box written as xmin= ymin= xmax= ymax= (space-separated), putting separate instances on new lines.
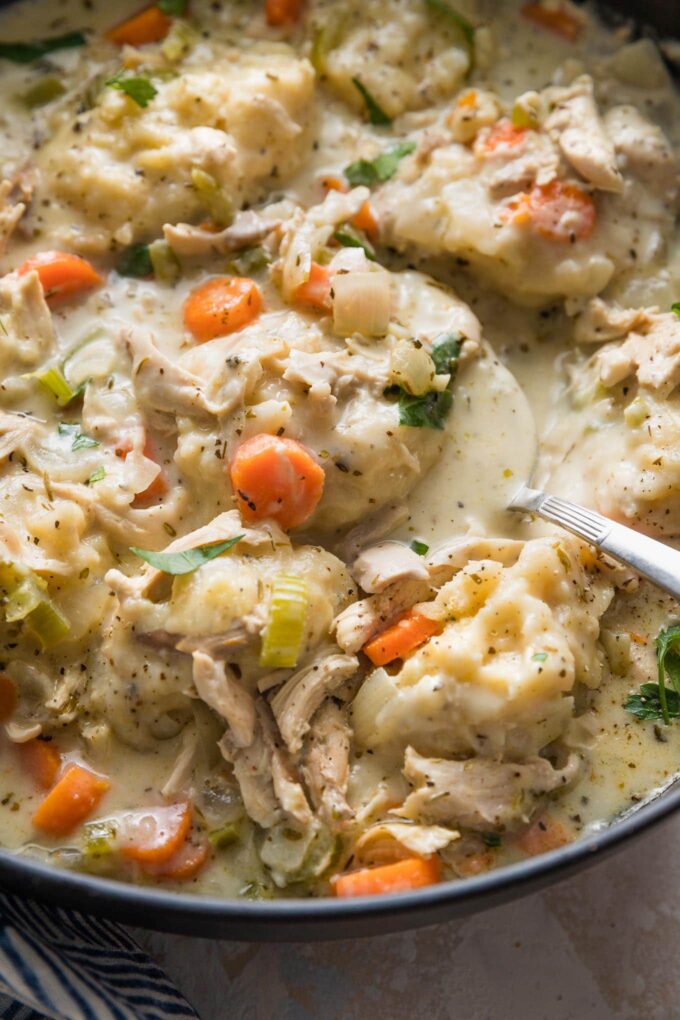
xmin=0 ymin=0 xmax=679 ymax=899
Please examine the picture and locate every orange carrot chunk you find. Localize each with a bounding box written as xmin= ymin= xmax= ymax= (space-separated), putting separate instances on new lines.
xmin=20 ymin=739 xmax=61 ymax=790
xmin=516 ymin=814 xmax=570 ymax=857
xmin=320 ymin=175 xmax=348 ymax=194
xmin=32 ymin=764 xmax=110 ymax=837
xmin=293 ymin=262 xmax=333 ymax=311
xmin=0 ymin=674 xmax=17 ymax=722
xmin=482 ymin=119 xmax=528 ymax=154
xmin=363 ymin=609 xmax=440 ymax=667
xmin=504 ymin=180 xmax=596 ymax=242
xmin=334 ymin=857 xmax=441 ymax=897
xmin=265 ymin=0 xmax=304 ymax=26
xmin=521 ymin=3 xmax=582 ymax=40
xmin=183 ymin=276 xmax=262 ymax=343
xmin=105 ymin=5 xmax=172 ymax=46
xmin=119 ymin=802 xmax=192 ymax=864
xmin=229 ymin=434 xmax=325 ymax=530
xmin=140 ymin=838 xmax=210 ymax=880
xmin=18 ymin=251 xmax=103 ymax=306
xmin=352 ymin=201 xmax=379 ymax=242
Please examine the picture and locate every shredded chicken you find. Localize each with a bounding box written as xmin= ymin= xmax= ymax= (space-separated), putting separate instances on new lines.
xmin=398 ymin=747 xmax=580 ymax=830
xmin=301 ymin=701 xmax=354 ymax=829
xmin=163 ymin=209 xmax=277 ymax=256
xmin=352 ymin=541 xmax=430 ymax=594
xmin=269 ymin=650 xmax=358 ymax=753
xmin=596 ymin=312 xmax=680 ymax=396
xmin=0 ymin=180 xmax=25 ymax=257
xmin=0 ymin=270 xmax=55 ymax=371
xmin=545 ymin=76 xmax=623 ymax=193
xmin=574 ymin=298 xmax=653 ymax=345
xmin=605 ymin=105 xmax=679 ymax=194
xmin=192 ymin=651 xmax=256 ymax=749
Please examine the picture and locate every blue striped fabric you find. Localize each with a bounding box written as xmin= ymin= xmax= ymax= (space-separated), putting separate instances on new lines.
xmin=0 ymin=894 xmax=198 ymax=1020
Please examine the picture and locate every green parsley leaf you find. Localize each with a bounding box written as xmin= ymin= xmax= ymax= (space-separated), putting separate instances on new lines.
xmin=333 ymin=228 xmax=376 ymax=261
xmin=399 ymin=388 xmax=453 ymax=430
xmin=625 ymin=682 xmax=680 ymax=722
xmin=130 ymin=536 xmax=244 ymax=575
xmin=106 ymin=73 xmax=158 ymax=109
xmin=158 ymin=0 xmax=188 ymax=13
xmin=0 ymin=31 xmax=86 ymax=64
xmin=117 ymin=244 xmax=153 ymax=279
xmin=423 ymin=0 xmax=475 ymax=46
xmin=410 ymin=539 xmax=429 ymax=556
xmin=481 ymin=832 xmax=502 ymax=848
xmin=58 ymin=422 xmax=100 ymax=451
xmin=87 ymin=466 xmax=106 ymax=485
xmin=344 ymin=141 xmax=416 ymax=188
xmin=531 ymin=652 xmax=548 ymax=662
xmin=672 ymin=302 xmax=680 ymax=317
xmin=431 ymin=332 xmax=463 ymax=375
xmin=653 ymin=623 xmax=680 ymax=724
xmin=351 ymin=77 xmax=392 ymax=126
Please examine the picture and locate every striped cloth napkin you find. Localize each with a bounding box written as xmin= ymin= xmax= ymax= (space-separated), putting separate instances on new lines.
xmin=0 ymin=893 xmax=197 ymax=1020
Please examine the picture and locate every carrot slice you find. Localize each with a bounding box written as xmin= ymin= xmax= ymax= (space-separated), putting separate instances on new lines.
xmin=20 ymin=739 xmax=60 ymax=790
xmin=105 ymin=5 xmax=172 ymax=46
xmin=522 ymin=3 xmax=582 ymax=40
xmin=265 ymin=0 xmax=304 ymax=26
xmin=119 ymin=802 xmax=192 ymax=864
xmin=516 ymin=814 xmax=570 ymax=857
xmin=352 ymin=201 xmax=379 ymax=242
xmin=18 ymin=251 xmax=103 ymax=306
xmin=334 ymin=856 xmax=441 ymax=897
xmin=320 ymin=175 xmax=348 ymax=194
xmin=32 ymin=764 xmax=110 ymax=837
xmin=140 ymin=838 xmax=210 ymax=880
xmin=504 ymin=181 xmax=596 ymax=242
xmin=0 ymin=674 xmax=17 ymax=722
xmin=183 ymin=276 xmax=262 ymax=343
xmin=482 ymin=119 xmax=528 ymax=155
xmin=363 ymin=609 xmax=440 ymax=667
xmin=293 ymin=262 xmax=333 ymax=311
xmin=230 ymin=434 xmax=325 ymax=530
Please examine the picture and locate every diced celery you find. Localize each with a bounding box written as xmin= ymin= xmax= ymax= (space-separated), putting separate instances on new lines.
xmin=149 ymin=240 xmax=181 ymax=284
xmin=83 ymin=820 xmax=117 ymax=857
xmin=226 ymin=246 xmax=271 ymax=276
xmin=208 ymin=823 xmax=240 ymax=849
xmin=20 ymin=76 xmax=65 ymax=108
xmin=4 ymin=576 xmax=44 ymax=623
xmin=161 ymin=20 xmax=198 ymax=62
xmin=191 ymin=168 xmax=233 ymax=227
xmin=260 ymin=575 xmax=308 ymax=669
xmin=24 ymin=599 xmax=71 ymax=648
xmin=35 ymin=366 xmax=79 ymax=407
xmin=309 ymin=13 xmax=347 ymax=75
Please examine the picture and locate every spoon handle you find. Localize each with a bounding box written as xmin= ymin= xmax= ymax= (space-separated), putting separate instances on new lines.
xmin=509 ymin=483 xmax=680 ymax=601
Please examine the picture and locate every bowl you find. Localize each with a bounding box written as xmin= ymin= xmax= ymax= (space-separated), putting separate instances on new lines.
xmin=0 ymin=0 xmax=677 ymax=940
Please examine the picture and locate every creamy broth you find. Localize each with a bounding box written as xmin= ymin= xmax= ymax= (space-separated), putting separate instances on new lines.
xmin=0 ymin=0 xmax=679 ymax=898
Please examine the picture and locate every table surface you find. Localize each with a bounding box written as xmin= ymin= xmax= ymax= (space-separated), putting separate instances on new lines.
xmin=133 ymin=811 xmax=679 ymax=1020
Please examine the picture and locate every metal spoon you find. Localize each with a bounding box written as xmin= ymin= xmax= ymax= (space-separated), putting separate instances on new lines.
xmin=508 ymin=482 xmax=680 ymax=601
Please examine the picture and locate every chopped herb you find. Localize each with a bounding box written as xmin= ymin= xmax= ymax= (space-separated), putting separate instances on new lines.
xmin=87 ymin=466 xmax=106 ymax=485
xmin=652 ymin=623 xmax=680 ymax=724
xmin=431 ymin=332 xmax=463 ymax=375
xmin=423 ymin=0 xmax=475 ymax=46
xmin=333 ymin=228 xmax=376 ymax=261
xmin=672 ymin=302 xmax=680 ymax=317
xmin=531 ymin=652 xmax=548 ymax=662
xmin=625 ymin=682 xmax=680 ymax=722
xmin=410 ymin=539 xmax=429 ymax=556
xmin=481 ymin=832 xmax=502 ymax=848
xmin=158 ymin=0 xmax=188 ymax=13
xmin=106 ymin=73 xmax=158 ymax=108
xmin=351 ymin=78 xmax=392 ymax=127
xmin=58 ymin=422 xmax=100 ymax=451
xmin=344 ymin=141 xmax=416 ymax=188
xmin=0 ymin=31 xmax=86 ymax=64
xmin=398 ymin=388 xmax=453 ymax=430
xmin=130 ymin=536 xmax=244 ymax=575
xmin=117 ymin=244 xmax=153 ymax=279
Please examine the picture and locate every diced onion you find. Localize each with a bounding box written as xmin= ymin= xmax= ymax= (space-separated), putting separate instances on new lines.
xmin=260 ymin=575 xmax=308 ymax=669
xmin=332 ymin=269 xmax=391 ymax=338
xmin=389 ymin=339 xmax=437 ymax=396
